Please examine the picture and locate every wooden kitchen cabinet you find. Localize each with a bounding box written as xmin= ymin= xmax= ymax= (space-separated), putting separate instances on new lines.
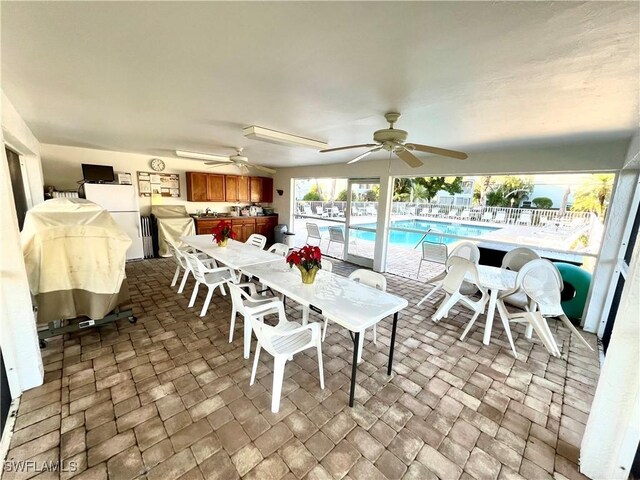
xmin=186 ymin=172 xmax=209 ymax=202
xmin=225 ymin=175 xmax=251 ymax=202
xmin=231 ymin=217 xmax=256 ymax=243
xmin=249 ymin=176 xmax=274 ymax=203
xmin=194 ymin=218 xmax=218 ymax=235
xmin=186 ymin=172 xmax=225 ymax=202
xmin=256 ymin=215 xmax=278 ymax=244
xmin=207 ymin=174 xmax=225 ymax=202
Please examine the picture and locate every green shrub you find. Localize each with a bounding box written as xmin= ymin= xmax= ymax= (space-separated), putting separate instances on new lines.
xmin=532 ymin=197 xmax=553 ymax=209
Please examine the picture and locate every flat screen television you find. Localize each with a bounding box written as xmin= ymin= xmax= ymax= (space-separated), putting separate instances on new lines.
xmin=82 ymin=164 xmax=114 ymax=183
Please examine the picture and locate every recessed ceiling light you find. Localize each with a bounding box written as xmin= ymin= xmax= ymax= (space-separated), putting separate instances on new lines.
xmin=243 ymin=126 xmax=327 ymax=149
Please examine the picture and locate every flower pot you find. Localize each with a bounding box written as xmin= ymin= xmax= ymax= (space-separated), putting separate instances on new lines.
xmin=217 ymin=238 xmax=228 ymax=247
xmin=297 ymin=265 xmax=319 ymax=284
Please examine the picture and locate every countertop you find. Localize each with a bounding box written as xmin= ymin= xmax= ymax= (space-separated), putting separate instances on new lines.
xmin=191 ymin=214 xmax=278 ymax=220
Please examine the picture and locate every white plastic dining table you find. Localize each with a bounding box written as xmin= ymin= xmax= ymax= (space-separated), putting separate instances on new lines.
xmin=240 ymin=260 xmax=408 ymax=407
xmin=475 ymin=265 xmax=518 ymax=357
xmin=180 ymin=235 xmax=283 ymax=270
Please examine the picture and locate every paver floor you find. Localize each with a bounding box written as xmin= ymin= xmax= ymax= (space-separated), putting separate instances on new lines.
xmin=5 ymin=257 xmax=599 ymax=480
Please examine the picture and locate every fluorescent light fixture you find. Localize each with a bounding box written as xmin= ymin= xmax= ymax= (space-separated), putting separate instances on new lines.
xmin=175 ymin=150 xmax=228 ymax=162
xmin=243 ymin=126 xmax=327 ymax=149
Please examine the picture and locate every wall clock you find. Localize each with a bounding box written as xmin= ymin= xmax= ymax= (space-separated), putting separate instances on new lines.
xmin=150 ymin=158 xmax=166 ymax=172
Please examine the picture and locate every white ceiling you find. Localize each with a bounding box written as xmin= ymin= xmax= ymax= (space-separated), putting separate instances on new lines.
xmin=2 ymin=1 xmax=638 ymax=169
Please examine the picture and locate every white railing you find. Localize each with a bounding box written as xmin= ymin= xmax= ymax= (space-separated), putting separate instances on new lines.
xmin=295 ymin=200 xmax=594 ymax=227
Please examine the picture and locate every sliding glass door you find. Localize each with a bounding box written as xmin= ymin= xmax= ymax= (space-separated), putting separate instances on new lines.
xmin=344 ymin=178 xmax=379 ymax=267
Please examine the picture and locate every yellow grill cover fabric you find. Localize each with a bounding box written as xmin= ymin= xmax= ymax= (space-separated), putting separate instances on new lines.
xmin=21 ymin=198 xmax=131 ymax=321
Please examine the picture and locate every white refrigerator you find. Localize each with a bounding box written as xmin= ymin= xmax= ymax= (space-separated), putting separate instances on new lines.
xmin=83 ymin=183 xmax=144 ymax=260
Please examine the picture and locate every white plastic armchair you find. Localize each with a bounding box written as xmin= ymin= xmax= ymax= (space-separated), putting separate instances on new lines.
xmin=430 ymin=257 xmax=488 ymax=331
xmin=417 ymin=241 xmax=480 ymax=306
xmin=246 ymin=234 xmax=267 ymax=249
xmin=323 ymin=269 xmax=386 ymax=363
xmin=268 ymin=243 xmax=290 ymax=257
xmin=228 ymin=282 xmax=281 ymax=358
xmin=501 ymin=247 xmax=540 ymax=272
xmin=167 ymin=243 xmax=216 ymax=293
xmin=498 ymin=260 xmax=593 ymax=356
xmin=306 ymin=222 xmax=323 ymax=245
xmin=183 ymin=252 xmax=236 ymax=317
xmin=248 ymin=300 xmax=324 ymax=413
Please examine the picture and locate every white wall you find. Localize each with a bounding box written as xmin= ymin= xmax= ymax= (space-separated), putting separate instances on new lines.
xmin=1 ymin=92 xmax=44 ymax=396
xmin=40 ymin=144 xmax=275 ymax=216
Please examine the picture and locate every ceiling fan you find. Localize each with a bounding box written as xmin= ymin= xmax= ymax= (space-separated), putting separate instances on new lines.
xmin=320 ymin=112 xmax=468 ymax=168
xmin=175 ymin=148 xmax=276 ymax=174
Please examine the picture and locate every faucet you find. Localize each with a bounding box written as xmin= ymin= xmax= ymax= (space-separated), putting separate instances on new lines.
xmin=205 ymin=208 xmax=211 ymax=216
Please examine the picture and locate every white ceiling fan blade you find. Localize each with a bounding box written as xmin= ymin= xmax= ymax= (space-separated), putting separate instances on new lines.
xmin=251 ymin=164 xmax=277 ymax=174
xmin=205 ymin=162 xmax=233 ymax=168
xmin=177 ymin=150 xmax=229 ymax=162
xmin=406 ymin=143 xmax=468 ymax=160
xmin=321 ymin=143 xmax=377 ymax=153
xmin=395 ymin=148 xmax=424 ymax=168
xmin=347 ymin=145 xmax=383 ymax=165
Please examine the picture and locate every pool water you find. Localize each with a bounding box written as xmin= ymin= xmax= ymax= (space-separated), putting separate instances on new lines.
xmin=322 ymin=219 xmax=497 ymax=248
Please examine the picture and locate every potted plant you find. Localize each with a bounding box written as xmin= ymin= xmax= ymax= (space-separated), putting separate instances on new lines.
xmin=211 ymin=220 xmax=236 ymax=247
xmin=286 ymin=244 xmax=323 ymax=284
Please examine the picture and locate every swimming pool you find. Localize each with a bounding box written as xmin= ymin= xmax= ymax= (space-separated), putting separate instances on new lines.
xmin=321 ymin=219 xmax=498 ymax=248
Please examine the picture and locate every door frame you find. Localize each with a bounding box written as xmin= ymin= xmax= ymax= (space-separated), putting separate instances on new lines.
xmin=344 ymin=178 xmax=379 ymax=268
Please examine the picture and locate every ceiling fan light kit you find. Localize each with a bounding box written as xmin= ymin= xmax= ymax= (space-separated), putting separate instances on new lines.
xmin=321 ymin=112 xmax=468 ymax=168
xmin=243 ymin=125 xmax=328 ymax=149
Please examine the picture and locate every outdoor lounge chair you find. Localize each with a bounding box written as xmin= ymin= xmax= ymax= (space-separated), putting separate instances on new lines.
xmin=518 ymin=211 xmax=533 ymax=225
xmin=417 ymin=241 xmax=448 ymax=279
xmin=495 ymin=211 xmax=507 ymax=223
xmin=447 ymin=209 xmax=459 ymax=219
xmin=330 ymin=206 xmax=344 ymax=217
xmin=315 ymin=206 xmax=328 ymax=218
xmin=419 ymin=207 xmax=430 ymax=216
xmin=430 ymin=207 xmax=441 ymax=217
xmin=327 ymin=226 xmax=347 ymax=253
xmin=365 ymin=205 xmax=377 ymax=216
xmin=482 ymin=211 xmax=494 ymax=222
xmin=303 ymin=205 xmax=313 ymax=216
xmin=459 ymin=210 xmax=471 ymax=220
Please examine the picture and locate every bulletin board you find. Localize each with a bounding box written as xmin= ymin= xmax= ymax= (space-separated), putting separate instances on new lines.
xmin=137 ymin=172 xmax=180 ymax=197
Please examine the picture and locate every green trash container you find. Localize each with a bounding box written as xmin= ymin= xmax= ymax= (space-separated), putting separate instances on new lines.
xmin=553 ymin=262 xmax=592 ymax=321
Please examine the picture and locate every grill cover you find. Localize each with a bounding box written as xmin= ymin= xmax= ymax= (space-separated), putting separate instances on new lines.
xmin=152 ymin=206 xmax=195 ymax=257
xmin=21 ymin=198 xmax=131 ymax=323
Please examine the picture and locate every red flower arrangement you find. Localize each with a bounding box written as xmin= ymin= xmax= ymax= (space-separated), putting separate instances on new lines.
xmin=211 ymin=220 xmax=236 ymax=246
xmin=286 ymin=245 xmax=322 ymax=284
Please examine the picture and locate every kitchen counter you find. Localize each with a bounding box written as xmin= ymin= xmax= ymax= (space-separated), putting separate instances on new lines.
xmin=192 ymin=214 xmax=279 ymax=243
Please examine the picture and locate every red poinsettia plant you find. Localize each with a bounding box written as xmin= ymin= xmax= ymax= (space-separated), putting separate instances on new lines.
xmin=286 ymin=244 xmax=323 ymax=271
xmin=211 ymin=220 xmax=236 ymax=245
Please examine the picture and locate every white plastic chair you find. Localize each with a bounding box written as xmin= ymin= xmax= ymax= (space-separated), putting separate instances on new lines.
xmin=315 ymin=206 xmax=328 ymax=218
xmin=327 ymin=226 xmax=346 ymax=253
xmin=498 ymin=260 xmax=593 ymax=355
xmin=228 ymin=282 xmax=281 ymax=358
xmin=417 ymin=241 xmax=448 ymax=279
xmin=460 ymin=210 xmax=471 ymax=220
xmin=482 ymin=211 xmax=494 ymax=222
xmin=518 ymin=211 xmax=533 ymax=225
xmin=183 ymin=252 xmax=235 ymax=317
xmin=167 ymin=243 xmax=215 ymax=293
xmin=303 ymin=205 xmax=313 ymax=216
xmin=447 ymin=209 xmax=459 ymax=219
xmin=431 ymin=207 xmax=440 ymax=217
xmin=322 ymin=259 xmax=333 ymax=273
xmin=323 ymin=269 xmax=386 ymax=363
xmin=306 ymin=223 xmax=322 ymax=245
xmin=495 ymin=211 xmax=507 ymax=223
xmin=417 ymin=241 xmax=480 ymax=306
xmin=432 ymin=258 xmax=489 ymax=331
xmin=501 ymin=247 xmax=540 ymax=272
xmin=248 ymin=299 xmax=324 ymax=413
xmin=246 ymin=234 xmax=267 ymax=249
xmin=268 ymin=243 xmax=290 ymax=257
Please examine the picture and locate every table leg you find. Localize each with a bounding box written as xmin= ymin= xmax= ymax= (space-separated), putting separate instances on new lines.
xmin=387 ymin=312 xmax=399 ymax=376
xmin=483 ymin=289 xmax=498 ymax=345
xmin=349 ymin=332 xmax=360 ymax=407
xmin=302 ymin=306 xmax=309 ymax=326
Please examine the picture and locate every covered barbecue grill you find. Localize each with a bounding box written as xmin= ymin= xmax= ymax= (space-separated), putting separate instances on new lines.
xmin=21 ymin=198 xmax=135 ymax=344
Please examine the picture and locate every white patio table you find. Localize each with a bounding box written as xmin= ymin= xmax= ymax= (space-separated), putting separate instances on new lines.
xmin=240 ymin=260 xmax=408 ymax=407
xmin=180 ymin=235 xmax=283 ymax=270
xmin=474 ymin=265 xmax=518 ymax=357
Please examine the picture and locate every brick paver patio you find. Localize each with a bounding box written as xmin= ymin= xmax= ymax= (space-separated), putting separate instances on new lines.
xmin=5 ymin=257 xmax=598 ymax=479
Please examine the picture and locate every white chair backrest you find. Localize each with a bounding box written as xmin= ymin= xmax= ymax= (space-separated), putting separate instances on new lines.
xmin=182 ymin=251 xmax=208 ymax=283
xmin=315 ymin=206 xmax=324 ymax=215
xmin=304 ymin=206 xmax=313 ymax=215
xmin=244 ymin=299 xmax=287 ymax=355
xmin=348 ymin=269 xmax=386 ymax=292
xmin=322 ymin=259 xmax=333 ymax=273
xmin=432 ymin=208 xmax=440 ymax=214
xmin=519 ymin=211 xmax=532 ymax=222
xmin=460 ymin=210 xmax=470 ymax=218
xmin=518 ymin=259 xmax=564 ymax=317
xmin=482 ymin=211 xmax=493 ymax=220
xmin=268 ymin=243 xmax=290 ymax=257
xmin=448 ymin=241 xmax=480 ymax=266
xmin=167 ymin=242 xmax=188 ymax=269
xmin=501 ymin=247 xmax=540 ymax=272
xmin=442 ymin=257 xmax=480 ymax=295
xmin=495 ymin=211 xmax=506 ymax=221
xmin=306 ymin=222 xmax=321 ymax=239
xmin=246 ymin=234 xmax=267 ymax=249
xmin=449 ymin=209 xmax=458 ymax=216
xmin=328 ymin=226 xmax=344 ymax=242
xmin=422 ymin=242 xmax=448 ymax=265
